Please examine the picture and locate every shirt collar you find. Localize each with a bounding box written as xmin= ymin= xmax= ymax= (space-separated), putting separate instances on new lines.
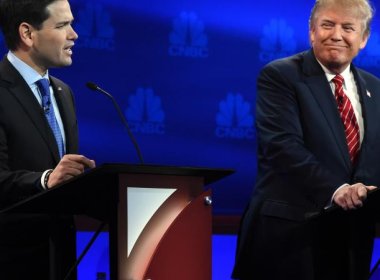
xmin=315 ymin=58 xmax=351 ymax=83
xmin=7 ymin=51 xmax=49 ymax=86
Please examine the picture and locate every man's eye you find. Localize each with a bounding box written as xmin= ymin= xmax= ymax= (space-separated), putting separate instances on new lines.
xmin=343 ymin=26 xmax=355 ymax=31
xmin=56 ymin=22 xmax=69 ymax=29
xmin=321 ymin=23 xmax=333 ymax=28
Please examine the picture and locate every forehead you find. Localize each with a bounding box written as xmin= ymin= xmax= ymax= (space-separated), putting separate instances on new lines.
xmin=316 ymin=6 xmax=362 ymax=23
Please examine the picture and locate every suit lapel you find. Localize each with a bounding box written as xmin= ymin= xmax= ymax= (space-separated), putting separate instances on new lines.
xmin=351 ymin=67 xmax=376 ymax=166
xmin=50 ymin=77 xmax=77 ymax=153
xmin=0 ymin=58 xmax=61 ymax=163
xmin=302 ymin=50 xmax=351 ymax=170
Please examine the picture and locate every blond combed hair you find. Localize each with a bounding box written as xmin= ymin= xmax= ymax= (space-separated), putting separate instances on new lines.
xmin=309 ymin=0 xmax=374 ymax=35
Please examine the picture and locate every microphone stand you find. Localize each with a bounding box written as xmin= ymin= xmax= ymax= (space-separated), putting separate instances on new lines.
xmin=86 ymin=82 xmax=144 ymax=164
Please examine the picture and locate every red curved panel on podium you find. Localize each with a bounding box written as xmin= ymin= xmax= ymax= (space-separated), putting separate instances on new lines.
xmin=144 ymin=189 xmax=212 ymax=280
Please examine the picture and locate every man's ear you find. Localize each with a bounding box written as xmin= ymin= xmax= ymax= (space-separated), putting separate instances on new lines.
xmin=18 ymin=22 xmax=34 ymax=47
xmin=359 ymin=32 xmax=369 ymax=50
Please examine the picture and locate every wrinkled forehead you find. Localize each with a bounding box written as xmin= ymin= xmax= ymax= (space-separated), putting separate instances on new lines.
xmin=311 ymin=4 xmax=368 ymax=32
xmin=314 ymin=3 xmax=364 ymax=21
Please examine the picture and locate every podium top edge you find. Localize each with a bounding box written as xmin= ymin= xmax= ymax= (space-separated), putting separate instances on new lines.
xmin=0 ymin=163 xmax=234 ymax=215
xmin=93 ymin=163 xmax=235 ymax=184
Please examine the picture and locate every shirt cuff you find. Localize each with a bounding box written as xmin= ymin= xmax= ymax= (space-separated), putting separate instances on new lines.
xmin=328 ymin=183 xmax=349 ymax=206
xmin=40 ymin=169 xmax=53 ymax=189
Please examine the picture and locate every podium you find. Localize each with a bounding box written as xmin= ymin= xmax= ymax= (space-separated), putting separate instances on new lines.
xmin=306 ymin=188 xmax=380 ymax=280
xmin=306 ymin=188 xmax=380 ymax=220
xmin=0 ymin=163 xmax=233 ymax=280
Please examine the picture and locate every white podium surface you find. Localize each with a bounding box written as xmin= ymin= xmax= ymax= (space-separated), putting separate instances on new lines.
xmin=127 ymin=187 xmax=176 ymax=256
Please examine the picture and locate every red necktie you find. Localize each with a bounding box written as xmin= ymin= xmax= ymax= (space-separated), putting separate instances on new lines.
xmin=332 ymin=74 xmax=360 ymax=163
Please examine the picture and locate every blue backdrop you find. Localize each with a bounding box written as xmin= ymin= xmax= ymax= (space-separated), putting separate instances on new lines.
xmin=1 ymin=0 xmax=380 ymax=216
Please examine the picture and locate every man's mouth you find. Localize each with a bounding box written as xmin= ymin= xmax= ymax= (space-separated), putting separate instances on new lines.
xmin=64 ymin=45 xmax=74 ymax=55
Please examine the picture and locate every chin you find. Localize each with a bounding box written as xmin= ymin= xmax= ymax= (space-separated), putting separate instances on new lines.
xmin=324 ymin=54 xmax=344 ymax=66
xmin=60 ymin=59 xmax=73 ymax=67
xmin=325 ymin=60 xmax=345 ymax=72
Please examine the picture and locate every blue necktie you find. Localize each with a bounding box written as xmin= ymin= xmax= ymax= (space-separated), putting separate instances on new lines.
xmin=36 ymin=78 xmax=65 ymax=158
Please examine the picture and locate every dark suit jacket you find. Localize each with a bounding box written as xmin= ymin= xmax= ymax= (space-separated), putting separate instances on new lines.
xmin=233 ymin=49 xmax=380 ymax=280
xmin=0 ymin=56 xmax=78 ymax=279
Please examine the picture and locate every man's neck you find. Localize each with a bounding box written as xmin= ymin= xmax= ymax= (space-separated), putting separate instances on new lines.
xmin=11 ymin=49 xmax=47 ymax=76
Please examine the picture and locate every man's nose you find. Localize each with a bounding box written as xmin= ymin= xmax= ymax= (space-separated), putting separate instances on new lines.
xmin=330 ymin=26 xmax=343 ymax=41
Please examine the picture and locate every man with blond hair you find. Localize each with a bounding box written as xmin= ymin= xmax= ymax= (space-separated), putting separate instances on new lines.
xmin=233 ymin=0 xmax=380 ymax=279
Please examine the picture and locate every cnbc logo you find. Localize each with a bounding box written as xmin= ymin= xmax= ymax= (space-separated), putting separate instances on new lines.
xmin=74 ymin=3 xmax=115 ymax=51
xmin=215 ymin=93 xmax=254 ymax=139
xmin=354 ymin=32 xmax=380 ymax=68
xmin=125 ymin=88 xmax=165 ymax=135
xmin=169 ymin=12 xmax=209 ymax=58
xmin=259 ymin=18 xmax=296 ymax=63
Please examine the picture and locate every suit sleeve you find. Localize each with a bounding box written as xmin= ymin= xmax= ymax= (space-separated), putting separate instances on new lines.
xmin=0 ymin=124 xmax=43 ymax=208
xmin=256 ymin=63 xmax=346 ymax=206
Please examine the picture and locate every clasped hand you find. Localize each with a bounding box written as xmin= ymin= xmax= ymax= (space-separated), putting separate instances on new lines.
xmin=333 ymin=183 xmax=377 ymax=210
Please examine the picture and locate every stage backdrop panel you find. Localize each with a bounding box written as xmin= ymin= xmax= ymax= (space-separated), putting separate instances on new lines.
xmin=0 ymin=0 xmax=379 ymax=215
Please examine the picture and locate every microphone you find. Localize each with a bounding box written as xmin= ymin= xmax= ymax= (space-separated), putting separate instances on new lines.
xmin=86 ymin=82 xmax=144 ymax=164
xmin=43 ymin=104 xmax=50 ymax=113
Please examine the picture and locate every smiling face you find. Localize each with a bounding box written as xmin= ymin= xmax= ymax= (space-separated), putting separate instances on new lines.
xmin=310 ymin=4 xmax=369 ymax=73
xmin=27 ymin=0 xmax=78 ymax=74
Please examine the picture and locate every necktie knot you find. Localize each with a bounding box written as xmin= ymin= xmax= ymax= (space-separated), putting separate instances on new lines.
xmin=36 ymin=78 xmax=50 ymax=94
xmin=332 ymin=74 xmax=344 ymax=87
xmin=332 ymin=75 xmax=346 ymax=107
xmin=332 ymin=75 xmax=344 ymax=98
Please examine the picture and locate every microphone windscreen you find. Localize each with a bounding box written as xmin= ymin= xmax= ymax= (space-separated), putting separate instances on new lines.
xmin=86 ymin=82 xmax=98 ymax=91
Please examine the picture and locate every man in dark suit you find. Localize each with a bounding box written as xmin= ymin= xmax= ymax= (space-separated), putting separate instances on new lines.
xmin=0 ymin=0 xmax=95 ymax=279
xmin=232 ymin=0 xmax=380 ymax=279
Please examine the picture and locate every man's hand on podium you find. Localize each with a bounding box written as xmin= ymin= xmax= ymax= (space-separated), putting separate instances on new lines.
xmin=47 ymin=154 xmax=96 ymax=188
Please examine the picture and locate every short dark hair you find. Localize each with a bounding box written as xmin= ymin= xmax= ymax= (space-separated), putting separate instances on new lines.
xmin=0 ymin=0 xmax=58 ymax=50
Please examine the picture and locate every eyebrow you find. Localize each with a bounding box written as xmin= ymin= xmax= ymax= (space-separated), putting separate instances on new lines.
xmin=320 ymin=19 xmax=334 ymax=24
xmin=55 ymin=19 xmax=74 ymax=26
xmin=320 ymin=19 xmax=356 ymax=26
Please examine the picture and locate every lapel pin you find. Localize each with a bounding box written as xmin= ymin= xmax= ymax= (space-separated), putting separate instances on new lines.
xmin=367 ymin=90 xmax=371 ymax=98
xmin=57 ymin=87 xmax=62 ymax=91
